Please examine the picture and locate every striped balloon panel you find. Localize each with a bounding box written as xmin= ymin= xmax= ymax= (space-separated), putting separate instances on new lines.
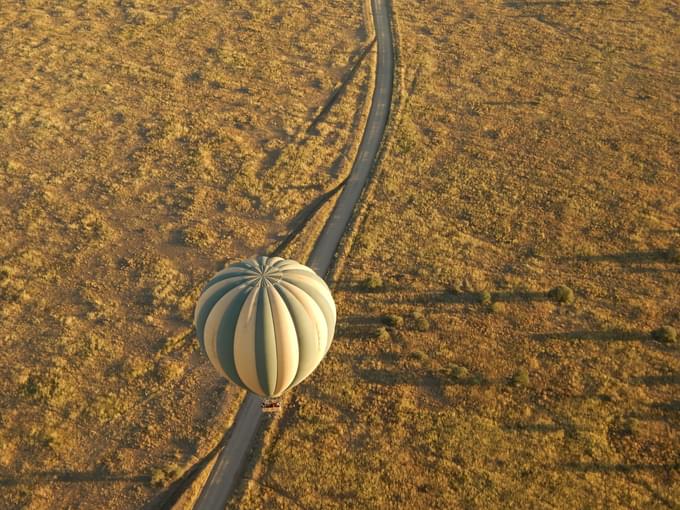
xmin=194 ymin=256 xmax=336 ymax=398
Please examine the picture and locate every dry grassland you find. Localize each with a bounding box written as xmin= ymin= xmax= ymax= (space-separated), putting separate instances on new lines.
xmin=239 ymin=1 xmax=680 ymax=508
xmin=0 ymin=1 xmax=368 ymax=508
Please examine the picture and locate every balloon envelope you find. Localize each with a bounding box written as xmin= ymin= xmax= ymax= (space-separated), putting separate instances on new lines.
xmin=194 ymin=256 xmax=336 ymax=398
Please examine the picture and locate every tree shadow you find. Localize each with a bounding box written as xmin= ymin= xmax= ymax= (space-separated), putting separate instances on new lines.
xmin=333 ymin=315 xmax=387 ymax=339
xmin=0 ymin=471 xmax=150 ymax=486
xmin=244 ymin=478 xmax=311 ymax=510
xmin=269 ymin=177 xmax=348 ymax=257
xmin=504 ymin=0 xmax=610 ymax=7
xmin=305 ymin=39 xmax=376 ymax=136
xmin=652 ymin=400 xmax=680 ymax=413
xmin=492 ymin=290 xmax=549 ymax=303
xmin=352 ymin=289 xmax=552 ymax=305
xmin=502 ymin=422 xmax=564 ymax=434
xmin=561 ymin=462 xmax=679 ymax=474
xmin=631 ymin=374 xmax=680 ymax=386
xmin=574 ymin=250 xmax=673 ymax=264
xmin=531 ymin=329 xmax=651 ymax=342
xmin=483 ymin=100 xmax=539 ymax=107
xmin=355 ymin=367 xmax=492 ymax=388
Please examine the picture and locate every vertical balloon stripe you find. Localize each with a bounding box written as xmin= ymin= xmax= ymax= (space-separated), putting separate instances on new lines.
xmin=277 ymin=281 xmax=328 ymax=389
xmin=203 ymin=284 xmax=249 ymax=381
xmin=194 ymin=278 xmax=250 ymax=349
xmin=280 ymin=273 xmax=336 ymax=351
xmin=255 ymin=285 xmax=278 ymax=397
xmin=233 ymin=289 xmax=264 ymax=396
xmin=213 ymin=288 xmax=250 ymax=389
xmin=264 ymin=256 xmax=283 ymax=270
xmin=267 ymin=285 xmax=300 ymax=396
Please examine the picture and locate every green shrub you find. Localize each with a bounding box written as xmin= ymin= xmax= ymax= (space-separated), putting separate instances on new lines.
xmin=415 ymin=317 xmax=430 ymax=332
xmin=511 ymin=368 xmax=530 ymax=386
xmin=449 ymin=280 xmax=464 ymax=294
xmin=156 ymin=359 xmax=185 ymax=382
xmin=362 ymin=273 xmax=383 ymax=290
xmin=652 ymin=325 xmax=677 ymax=343
xmin=383 ymin=314 xmax=404 ymax=328
xmin=489 ymin=302 xmax=505 ymax=314
xmin=409 ymin=350 xmax=428 ymax=361
xmin=667 ymin=246 xmax=680 ymax=263
xmin=374 ymin=327 xmax=390 ymax=341
xmin=479 ymin=291 xmax=492 ymax=306
xmin=123 ymin=357 xmax=148 ymax=379
xmin=150 ymin=462 xmax=182 ymax=488
xmin=621 ymin=417 xmax=640 ymax=436
xmin=0 ymin=265 xmax=13 ymax=288
xmin=449 ymin=365 xmax=469 ymax=380
xmin=548 ymin=285 xmax=575 ymax=304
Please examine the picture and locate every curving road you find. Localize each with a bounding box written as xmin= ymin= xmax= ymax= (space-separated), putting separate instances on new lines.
xmin=193 ymin=0 xmax=394 ymax=507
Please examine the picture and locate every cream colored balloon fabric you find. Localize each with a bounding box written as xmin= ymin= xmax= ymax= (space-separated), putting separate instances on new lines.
xmin=194 ymin=256 xmax=336 ymax=398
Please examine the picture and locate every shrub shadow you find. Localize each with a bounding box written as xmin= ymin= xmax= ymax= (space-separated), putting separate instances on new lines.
xmin=0 ymin=471 xmax=150 ymax=486
xmin=531 ymin=329 xmax=651 ymax=342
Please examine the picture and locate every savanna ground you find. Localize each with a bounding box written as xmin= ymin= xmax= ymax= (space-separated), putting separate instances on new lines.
xmin=239 ymin=0 xmax=680 ymax=508
xmin=0 ymin=1 xmax=372 ymax=508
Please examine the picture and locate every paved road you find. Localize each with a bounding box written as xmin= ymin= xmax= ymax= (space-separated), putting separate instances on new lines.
xmin=193 ymin=0 xmax=394 ymax=507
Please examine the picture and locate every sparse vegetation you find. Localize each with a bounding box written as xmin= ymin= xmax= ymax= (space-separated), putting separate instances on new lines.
xmin=479 ymin=290 xmax=492 ymax=306
xmin=409 ymin=350 xmax=428 ymax=362
xmin=489 ymin=302 xmax=505 ymax=314
xmin=449 ymin=365 xmax=469 ymax=380
xmin=383 ymin=314 xmax=405 ymax=328
xmin=511 ymin=368 xmax=530 ymax=387
xmin=362 ymin=273 xmax=384 ymax=290
xmin=150 ymin=462 xmax=182 ymax=488
xmin=652 ymin=326 xmax=677 ymax=344
xmin=374 ymin=327 xmax=391 ymax=341
xmin=412 ymin=311 xmax=430 ymax=331
xmin=548 ymin=285 xmax=575 ymax=305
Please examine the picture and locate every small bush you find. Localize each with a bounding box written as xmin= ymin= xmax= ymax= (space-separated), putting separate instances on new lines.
xmin=651 ymin=325 xmax=677 ymax=343
xmin=362 ymin=273 xmax=383 ymax=290
xmin=150 ymin=462 xmax=182 ymax=488
xmin=383 ymin=314 xmax=404 ymax=328
xmin=489 ymin=302 xmax=505 ymax=314
xmin=409 ymin=350 xmax=428 ymax=361
xmin=511 ymin=368 xmax=530 ymax=386
xmin=415 ymin=317 xmax=430 ymax=332
xmin=548 ymin=285 xmax=575 ymax=304
xmin=374 ymin=327 xmax=390 ymax=341
xmin=479 ymin=291 xmax=492 ymax=306
xmin=150 ymin=468 xmax=168 ymax=488
xmin=449 ymin=280 xmax=464 ymax=294
xmin=449 ymin=365 xmax=469 ymax=380
xmin=621 ymin=417 xmax=640 ymax=436
xmin=156 ymin=359 xmax=185 ymax=382
xmin=123 ymin=357 xmax=148 ymax=379
xmin=0 ymin=265 xmax=13 ymax=288
xmin=667 ymin=246 xmax=680 ymax=263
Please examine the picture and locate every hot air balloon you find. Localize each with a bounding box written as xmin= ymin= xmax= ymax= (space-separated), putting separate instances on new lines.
xmin=194 ymin=256 xmax=336 ymax=410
